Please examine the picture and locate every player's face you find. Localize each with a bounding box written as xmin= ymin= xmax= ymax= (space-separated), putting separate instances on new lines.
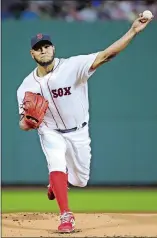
xmin=30 ymin=41 xmax=55 ymax=66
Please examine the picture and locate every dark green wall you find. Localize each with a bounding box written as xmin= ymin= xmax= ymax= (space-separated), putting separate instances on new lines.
xmin=2 ymin=20 xmax=157 ymax=185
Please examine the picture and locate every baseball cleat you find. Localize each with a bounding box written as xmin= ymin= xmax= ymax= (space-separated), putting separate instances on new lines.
xmin=47 ymin=184 xmax=55 ymax=200
xmin=58 ymin=211 xmax=75 ymax=233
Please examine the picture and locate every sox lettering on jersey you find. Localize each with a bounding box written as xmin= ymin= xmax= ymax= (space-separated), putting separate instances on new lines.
xmin=52 ymin=87 xmax=71 ymax=98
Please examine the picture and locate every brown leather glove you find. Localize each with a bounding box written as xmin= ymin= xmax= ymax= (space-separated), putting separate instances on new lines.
xmin=21 ymin=92 xmax=49 ymax=129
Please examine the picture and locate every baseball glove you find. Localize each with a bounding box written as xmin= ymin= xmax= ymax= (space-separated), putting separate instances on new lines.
xmin=21 ymin=92 xmax=49 ymax=129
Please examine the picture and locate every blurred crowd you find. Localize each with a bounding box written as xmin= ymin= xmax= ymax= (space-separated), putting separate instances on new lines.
xmin=2 ymin=0 xmax=157 ymax=21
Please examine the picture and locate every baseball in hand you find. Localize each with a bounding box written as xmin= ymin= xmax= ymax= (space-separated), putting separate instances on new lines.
xmin=142 ymin=10 xmax=153 ymax=19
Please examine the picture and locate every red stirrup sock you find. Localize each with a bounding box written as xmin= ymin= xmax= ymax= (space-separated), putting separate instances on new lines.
xmin=49 ymin=171 xmax=69 ymax=214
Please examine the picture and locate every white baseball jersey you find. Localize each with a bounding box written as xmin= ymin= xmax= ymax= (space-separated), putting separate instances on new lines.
xmin=17 ymin=53 xmax=99 ymax=132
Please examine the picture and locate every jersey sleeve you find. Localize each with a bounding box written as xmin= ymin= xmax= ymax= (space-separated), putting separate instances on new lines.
xmin=75 ymin=52 xmax=99 ymax=84
xmin=17 ymin=88 xmax=24 ymax=115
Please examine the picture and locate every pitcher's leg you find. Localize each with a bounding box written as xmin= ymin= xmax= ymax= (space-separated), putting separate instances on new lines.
xmin=67 ymin=141 xmax=91 ymax=187
xmin=39 ymin=132 xmax=72 ymax=217
xmin=65 ymin=127 xmax=92 ymax=187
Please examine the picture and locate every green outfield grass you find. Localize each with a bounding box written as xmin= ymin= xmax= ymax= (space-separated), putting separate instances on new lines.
xmin=2 ymin=188 xmax=157 ymax=213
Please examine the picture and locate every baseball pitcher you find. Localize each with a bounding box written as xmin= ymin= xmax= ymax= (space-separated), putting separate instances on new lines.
xmin=17 ymin=14 xmax=153 ymax=233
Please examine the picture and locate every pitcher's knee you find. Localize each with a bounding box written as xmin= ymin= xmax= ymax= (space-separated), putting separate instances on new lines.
xmin=77 ymin=180 xmax=88 ymax=187
xmin=70 ymin=178 xmax=88 ymax=187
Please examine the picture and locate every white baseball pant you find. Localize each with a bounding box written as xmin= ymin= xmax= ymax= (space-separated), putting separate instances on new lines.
xmin=38 ymin=124 xmax=91 ymax=187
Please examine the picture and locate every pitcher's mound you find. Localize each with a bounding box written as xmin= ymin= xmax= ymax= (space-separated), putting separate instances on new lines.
xmin=2 ymin=212 xmax=157 ymax=237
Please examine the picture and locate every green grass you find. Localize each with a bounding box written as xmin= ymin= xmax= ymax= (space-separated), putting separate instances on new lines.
xmin=2 ymin=188 xmax=157 ymax=213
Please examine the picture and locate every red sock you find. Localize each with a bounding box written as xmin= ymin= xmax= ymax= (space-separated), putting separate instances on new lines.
xmin=49 ymin=171 xmax=69 ymax=214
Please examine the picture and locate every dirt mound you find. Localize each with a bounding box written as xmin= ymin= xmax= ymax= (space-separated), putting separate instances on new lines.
xmin=2 ymin=212 xmax=157 ymax=237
